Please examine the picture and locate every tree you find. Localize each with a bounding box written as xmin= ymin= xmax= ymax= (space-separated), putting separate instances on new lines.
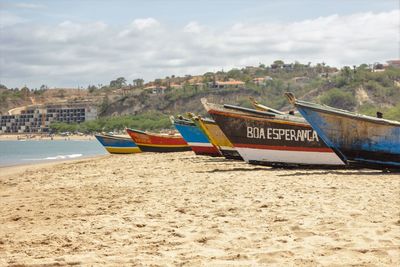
xmin=87 ymin=85 xmax=97 ymax=93
xmin=0 ymin=84 xmax=7 ymax=90
xmin=154 ymin=79 xmax=162 ymax=86
xmin=133 ymin=78 xmax=144 ymax=87
xmin=116 ymin=77 xmax=127 ymax=86
xmin=273 ymin=60 xmax=284 ymax=67
xmin=341 ymin=66 xmax=352 ymax=83
xmin=20 ymin=86 xmax=30 ymax=98
xmin=110 ymin=77 xmax=127 ymax=88
xmin=227 ymin=68 xmax=242 ymax=80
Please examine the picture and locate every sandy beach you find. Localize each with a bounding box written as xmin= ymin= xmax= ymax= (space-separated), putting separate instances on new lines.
xmin=0 ymin=152 xmax=399 ymax=266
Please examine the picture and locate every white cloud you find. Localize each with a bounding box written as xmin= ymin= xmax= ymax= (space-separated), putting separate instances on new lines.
xmin=183 ymin=21 xmax=203 ymax=33
xmin=0 ymin=12 xmax=27 ymax=27
xmin=15 ymin=3 xmax=45 ymax=9
xmin=0 ymin=11 xmax=399 ymax=88
xmin=131 ymin=17 xmax=160 ymax=30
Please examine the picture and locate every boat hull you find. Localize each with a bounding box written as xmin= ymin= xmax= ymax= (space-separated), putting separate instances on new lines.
xmin=95 ymin=134 xmax=141 ymax=154
xmin=193 ymin=118 xmax=242 ymax=160
xmin=205 ymin=105 xmax=344 ymax=166
xmin=126 ymin=128 xmax=191 ymax=153
xmin=293 ymin=103 xmax=400 ymax=169
xmin=173 ymin=121 xmax=221 ymax=157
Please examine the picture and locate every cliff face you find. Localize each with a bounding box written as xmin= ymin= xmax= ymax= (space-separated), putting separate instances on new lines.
xmin=102 ymin=88 xmax=262 ymax=117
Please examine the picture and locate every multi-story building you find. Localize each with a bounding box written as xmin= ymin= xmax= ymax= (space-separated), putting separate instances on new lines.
xmin=0 ymin=102 xmax=97 ymax=133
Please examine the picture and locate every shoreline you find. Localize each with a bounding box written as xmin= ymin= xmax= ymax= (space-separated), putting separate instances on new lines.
xmin=0 ymin=154 xmax=109 ymax=178
xmin=0 ymin=133 xmax=95 ymax=141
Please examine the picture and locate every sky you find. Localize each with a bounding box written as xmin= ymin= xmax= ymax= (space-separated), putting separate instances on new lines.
xmin=0 ymin=0 xmax=399 ymax=88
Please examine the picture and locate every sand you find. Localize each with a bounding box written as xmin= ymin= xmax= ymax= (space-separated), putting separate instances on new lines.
xmin=0 ymin=152 xmax=399 ymax=266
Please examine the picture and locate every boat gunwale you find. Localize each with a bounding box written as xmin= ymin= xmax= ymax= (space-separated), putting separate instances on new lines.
xmin=294 ymin=100 xmax=400 ymax=127
xmin=208 ymin=107 xmax=311 ymax=128
xmin=201 ymin=97 xmax=312 ymax=128
xmin=95 ymin=134 xmax=133 ymax=141
xmin=200 ymin=117 xmax=216 ymax=124
xmin=172 ymin=118 xmax=195 ymax=126
xmin=126 ymin=128 xmax=183 ymax=139
xmin=249 ymin=98 xmax=286 ymax=115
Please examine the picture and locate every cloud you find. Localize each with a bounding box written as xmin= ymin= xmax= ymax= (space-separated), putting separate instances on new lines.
xmin=0 ymin=12 xmax=27 ymax=27
xmin=131 ymin=17 xmax=160 ymax=30
xmin=183 ymin=21 xmax=203 ymax=33
xmin=0 ymin=11 xmax=399 ymax=88
xmin=14 ymin=3 xmax=46 ymax=9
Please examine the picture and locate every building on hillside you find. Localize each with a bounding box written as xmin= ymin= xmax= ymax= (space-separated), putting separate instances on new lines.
xmin=387 ymin=60 xmax=400 ymax=68
xmin=144 ymin=85 xmax=167 ymax=94
xmin=190 ymin=82 xmax=205 ymax=89
xmin=292 ymin=76 xmax=310 ymax=83
xmin=208 ymin=80 xmax=245 ymax=89
xmin=0 ymin=102 xmax=97 ymax=133
xmin=170 ymin=83 xmax=183 ymax=89
xmin=252 ymin=76 xmax=273 ymax=85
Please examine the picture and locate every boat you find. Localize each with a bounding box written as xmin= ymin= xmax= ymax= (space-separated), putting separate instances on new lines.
xmin=171 ymin=116 xmax=221 ymax=156
xmin=189 ymin=114 xmax=243 ymax=160
xmin=95 ymin=134 xmax=141 ymax=154
xmin=201 ymin=98 xmax=345 ymax=167
xmin=286 ymin=92 xmax=400 ymax=170
xmin=126 ymin=128 xmax=191 ymax=153
xmin=249 ymin=97 xmax=286 ymax=115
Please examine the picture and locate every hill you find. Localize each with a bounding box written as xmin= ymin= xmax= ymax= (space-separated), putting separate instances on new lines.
xmin=1 ymin=61 xmax=399 ymax=132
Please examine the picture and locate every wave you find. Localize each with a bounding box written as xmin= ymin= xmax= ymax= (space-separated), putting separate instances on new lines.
xmin=45 ymin=154 xmax=83 ymax=160
xmin=23 ymin=154 xmax=83 ymax=161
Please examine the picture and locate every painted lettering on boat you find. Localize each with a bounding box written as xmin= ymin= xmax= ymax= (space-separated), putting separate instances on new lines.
xmin=246 ymin=126 xmax=319 ymax=142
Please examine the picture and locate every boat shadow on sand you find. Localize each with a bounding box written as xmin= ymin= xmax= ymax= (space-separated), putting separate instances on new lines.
xmin=185 ymin=155 xmax=399 ymax=174
xmin=197 ymin=167 xmax=399 ymax=175
xmin=196 ymin=167 xmax=269 ymax=173
xmin=276 ymin=169 xmax=400 ymax=177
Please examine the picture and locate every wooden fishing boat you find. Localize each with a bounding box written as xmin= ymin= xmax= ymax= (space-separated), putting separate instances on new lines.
xmin=95 ymin=134 xmax=141 ymax=154
xmin=249 ymin=97 xmax=285 ymax=115
xmin=126 ymin=128 xmax=191 ymax=153
xmin=189 ymin=114 xmax=243 ymax=160
xmin=201 ymin=98 xmax=345 ymax=167
xmin=286 ymin=93 xmax=400 ymax=170
xmin=171 ymin=116 xmax=221 ymax=156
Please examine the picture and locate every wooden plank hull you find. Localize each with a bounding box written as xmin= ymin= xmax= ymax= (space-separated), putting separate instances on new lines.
xmin=192 ymin=117 xmax=242 ymax=160
xmin=95 ymin=134 xmax=141 ymax=154
xmin=172 ymin=118 xmax=221 ymax=157
xmin=126 ymin=128 xmax=191 ymax=153
xmin=202 ymin=100 xmax=344 ymax=167
xmin=290 ymin=97 xmax=400 ymax=170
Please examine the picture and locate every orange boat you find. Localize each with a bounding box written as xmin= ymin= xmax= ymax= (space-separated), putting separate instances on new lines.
xmin=126 ymin=128 xmax=191 ymax=152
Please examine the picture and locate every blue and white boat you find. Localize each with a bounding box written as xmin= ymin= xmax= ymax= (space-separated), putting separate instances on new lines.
xmin=286 ymin=93 xmax=400 ymax=170
xmin=95 ymin=134 xmax=141 ymax=154
xmin=171 ymin=116 xmax=221 ymax=156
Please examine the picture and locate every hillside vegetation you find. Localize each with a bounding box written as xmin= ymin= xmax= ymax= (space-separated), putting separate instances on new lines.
xmin=1 ymin=61 xmax=399 ymax=132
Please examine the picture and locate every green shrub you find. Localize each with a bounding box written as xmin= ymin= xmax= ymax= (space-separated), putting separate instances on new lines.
xmin=320 ymin=88 xmax=356 ymax=110
xmin=50 ymin=112 xmax=172 ymax=134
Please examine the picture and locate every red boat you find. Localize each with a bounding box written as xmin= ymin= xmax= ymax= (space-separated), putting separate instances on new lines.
xmin=126 ymin=128 xmax=191 ymax=153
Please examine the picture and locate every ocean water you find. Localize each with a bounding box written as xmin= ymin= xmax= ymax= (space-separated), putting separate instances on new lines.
xmin=0 ymin=140 xmax=107 ymax=167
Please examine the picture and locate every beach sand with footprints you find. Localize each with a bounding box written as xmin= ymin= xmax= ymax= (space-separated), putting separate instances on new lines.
xmin=0 ymin=152 xmax=399 ymax=266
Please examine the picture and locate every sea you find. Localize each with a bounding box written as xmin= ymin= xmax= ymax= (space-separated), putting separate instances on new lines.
xmin=0 ymin=140 xmax=107 ymax=167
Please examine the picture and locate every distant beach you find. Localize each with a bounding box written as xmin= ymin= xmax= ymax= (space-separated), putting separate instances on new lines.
xmin=0 ymin=134 xmax=94 ymax=141
xmin=0 ymin=152 xmax=399 ymax=266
